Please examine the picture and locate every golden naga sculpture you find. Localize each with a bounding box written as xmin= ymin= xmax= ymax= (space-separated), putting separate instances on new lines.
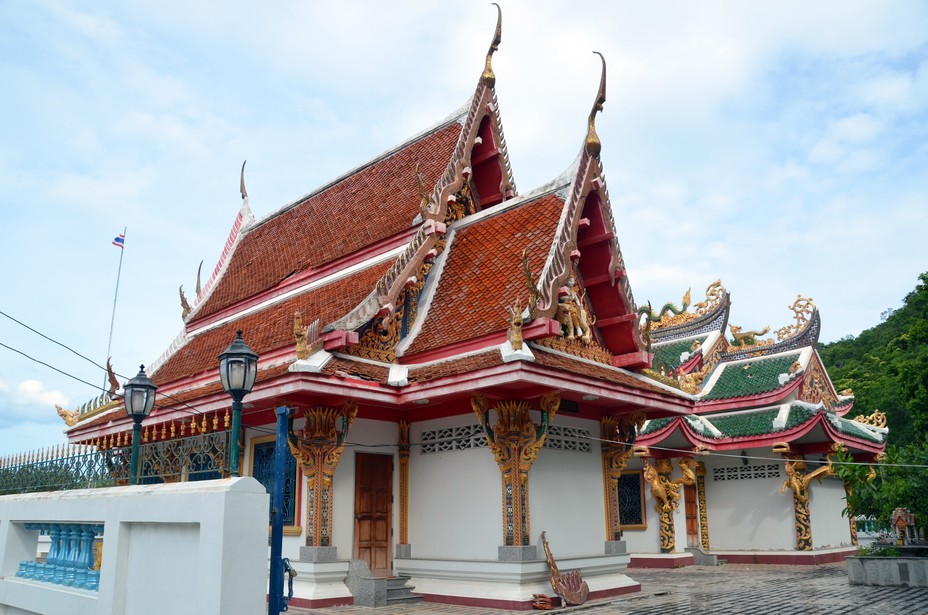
xmin=472 ymin=391 xmax=559 ymax=546
xmin=585 ymin=51 xmax=606 ymax=158
xmin=481 ymin=3 xmax=502 ymax=87
xmin=179 ymin=285 xmax=192 ymax=319
xmin=293 ymin=311 xmax=322 ymax=360
xmin=781 ymin=455 xmax=835 ymax=550
xmin=541 ymin=531 xmax=589 ymax=606
xmin=840 ymin=388 xmax=854 ymax=397
xmin=638 ymin=289 xmax=691 ymax=324
xmin=554 ymin=277 xmax=594 ymax=345
xmin=644 ymin=458 xmax=696 ymax=553
xmin=506 ymin=298 xmax=524 ymax=350
xmin=776 ymin=295 xmax=815 ymax=340
xmin=853 ymin=410 xmax=887 ymax=428
xmin=288 ymin=401 xmax=358 ymax=546
xmin=56 ymin=404 xmax=79 ymax=427
xmin=105 ymin=357 xmax=119 ymax=397
xmin=728 ymin=324 xmax=771 ymax=347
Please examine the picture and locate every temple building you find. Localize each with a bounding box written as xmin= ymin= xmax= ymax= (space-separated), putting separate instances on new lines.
xmin=49 ymin=10 xmax=887 ymax=609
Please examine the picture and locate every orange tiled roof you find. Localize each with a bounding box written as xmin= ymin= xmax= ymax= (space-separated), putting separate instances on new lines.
xmin=194 ymin=122 xmax=462 ymax=319
xmin=406 ymin=351 xmax=504 ymax=383
xmin=321 ymin=357 xmax=392 ymax=383
xmin=153 ymin=261 xmax=392 ymax=386
xmin=404 ymin=194 xmax=564 ymax=356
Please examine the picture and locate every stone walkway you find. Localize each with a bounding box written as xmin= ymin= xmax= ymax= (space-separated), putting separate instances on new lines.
xmin=287 ymin=562 xmax=928 ymax=614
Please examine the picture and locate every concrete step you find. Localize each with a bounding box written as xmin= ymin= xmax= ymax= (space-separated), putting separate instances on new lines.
xmin=387 ymin=575 xmax=412 ymax=589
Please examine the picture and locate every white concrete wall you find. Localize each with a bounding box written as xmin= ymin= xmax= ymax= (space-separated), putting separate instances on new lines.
xmin=704 ymin=459 xmax=794 ymax=551
xmin=530 ymin=415 xmax=606 ymax=558
xmin=0 ymin=478 xmax=268 ymax=615
xmin=408 ymin=414 xmax=501 ymax=559
xmin=810 ymin=477 xmax=852 ymax=549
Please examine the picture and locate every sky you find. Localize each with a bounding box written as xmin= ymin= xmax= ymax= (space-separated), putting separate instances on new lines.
xmin=1 ymin=0 xmax=926 ymax=457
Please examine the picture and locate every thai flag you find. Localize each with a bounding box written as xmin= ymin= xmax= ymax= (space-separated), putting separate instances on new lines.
xmin=112 ymin=233 xmax=125 ymax=249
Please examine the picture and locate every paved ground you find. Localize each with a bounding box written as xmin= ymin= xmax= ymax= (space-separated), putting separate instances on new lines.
xmin=287 ymin=562 xmax=928 ymax=614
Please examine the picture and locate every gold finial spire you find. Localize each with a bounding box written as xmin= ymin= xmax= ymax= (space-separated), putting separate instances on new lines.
xmin=585 ymin=51 xmax=607 ymax=157
xmin=481 ymin=3 xmax=502 ymax=87
xmin=240 ymin=160 xmax=248 ymax=200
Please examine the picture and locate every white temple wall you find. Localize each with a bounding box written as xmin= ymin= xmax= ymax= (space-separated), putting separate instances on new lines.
xmin=809 ymin=477 xmax=852 ymax=548
xmin=703 ymin=458 xmax=794 ymax=551
xmin=407 ymin=414 xmax=501 ymax=559
xmin=529 ymin=415 xmax=605 ymax=558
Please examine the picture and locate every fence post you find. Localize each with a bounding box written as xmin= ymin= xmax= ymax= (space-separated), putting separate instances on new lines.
xmin=268 ymin=405 xmax=292 ymax=615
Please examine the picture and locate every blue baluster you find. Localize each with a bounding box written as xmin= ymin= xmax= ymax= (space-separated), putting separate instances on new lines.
xmin=46 ymin=524 xmax=62 ymax=583
xmin=63 ymin=525 xmax=80 ymax=586
xmin=74 ymin=525 xmax=95 ymax=589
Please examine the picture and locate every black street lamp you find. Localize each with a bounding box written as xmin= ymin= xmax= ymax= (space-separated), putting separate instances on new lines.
xmin=218 ymin=330 xmax=258 ymax=477
xmin=123 ymin=365 xmax=157 ymax=485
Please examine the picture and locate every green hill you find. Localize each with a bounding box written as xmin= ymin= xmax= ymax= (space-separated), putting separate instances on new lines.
xmin=819 ymin=272 xmax=928 ymax=447
xmin=819 ymin=272 xmax=928 ymax=523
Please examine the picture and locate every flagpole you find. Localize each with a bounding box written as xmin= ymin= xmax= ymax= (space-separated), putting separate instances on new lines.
xmin=104 ymin=227 xmax=126 ymax=393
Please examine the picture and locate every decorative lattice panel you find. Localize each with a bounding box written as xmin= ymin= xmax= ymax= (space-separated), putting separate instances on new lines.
xmin=420 ymin=424 xmax=591 ymax=454
xmin=712 ymin=464 xmax=781 ymax=481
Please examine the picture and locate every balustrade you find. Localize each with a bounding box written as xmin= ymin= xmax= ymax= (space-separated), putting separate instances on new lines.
xmin=15 ymin=523 xmax=103 ymax=591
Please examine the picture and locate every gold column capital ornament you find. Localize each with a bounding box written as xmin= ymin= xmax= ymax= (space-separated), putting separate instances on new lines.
xmin=473 ymin=391 xmax=559 ymax=546
xmin=287 ymin=401 xmax=358 ymax=546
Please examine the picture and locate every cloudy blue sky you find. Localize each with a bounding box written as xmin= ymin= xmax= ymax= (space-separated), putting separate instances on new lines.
xmin=1 ymin=1 xmax=926 ymax=457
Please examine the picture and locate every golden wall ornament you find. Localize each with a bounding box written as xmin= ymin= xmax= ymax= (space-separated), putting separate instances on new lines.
xmin=601 ymin=414 xmax=645 ymax=540
xmin=780 ymin=454 xmax=834 ymax=551
xmin=287 ymin=401 xmax=358 ymax=547
xmin=695 ymin=462 xmax=710 ymax=550
xmin=853 ymin=410 xmax=887 ymax=428
xmin=533 ymin=335 xmax=613 ymax=365
xmin=800 ymin=357 xmax=837 ymax=410
xmin=398 ymin=420 xmax=410 ymax=545
xmin=472 ymin=391 xmax=560 ymax=546
xmin=776 ymin=295 xmax=815 ymax=341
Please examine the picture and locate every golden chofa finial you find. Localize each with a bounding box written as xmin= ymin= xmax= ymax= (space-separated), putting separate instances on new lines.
xmin=481 ymin=3 xmax=502 ymax=87
xmin=585 ymin=51 xmax=607 ymax=158
xmin=240 ymin=160 xmax=248 ymax=200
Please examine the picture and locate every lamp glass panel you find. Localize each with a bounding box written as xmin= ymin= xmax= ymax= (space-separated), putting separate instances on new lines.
xmin=229 ymin=360 xmax=246 ymax=391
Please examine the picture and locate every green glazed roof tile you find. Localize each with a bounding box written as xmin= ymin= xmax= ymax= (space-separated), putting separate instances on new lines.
xmin=700 ymin=353 xmax=801 ymax=401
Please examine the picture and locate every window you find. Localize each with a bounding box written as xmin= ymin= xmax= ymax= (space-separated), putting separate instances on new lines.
xmin=617 ymin=470 xmax=647 ymax=529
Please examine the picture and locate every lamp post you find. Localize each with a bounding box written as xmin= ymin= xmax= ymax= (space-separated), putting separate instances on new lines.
xmin=123 ymin=365 xmax=157 ymax=485
xmin=219 ymin=330 xmax=258 ymax=477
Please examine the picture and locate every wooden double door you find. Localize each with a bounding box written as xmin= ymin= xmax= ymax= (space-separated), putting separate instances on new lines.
xmin=353 ymin=453 xmax=393 ymax=576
